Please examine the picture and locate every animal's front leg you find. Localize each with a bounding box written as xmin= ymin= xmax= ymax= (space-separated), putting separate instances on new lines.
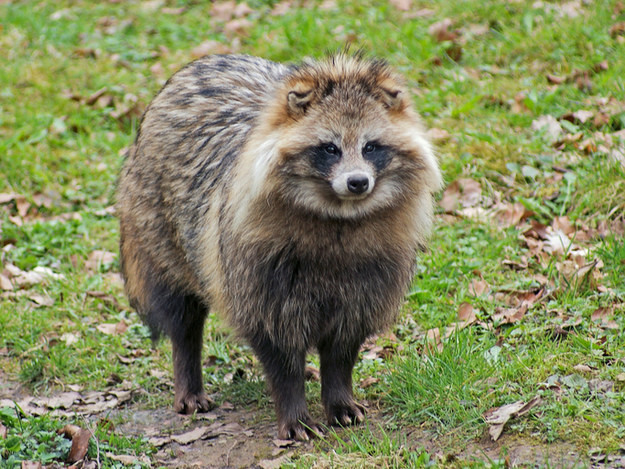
xmin=250 ymin=333 xmax=323 ymax=440
xmin=318 ymin=335 xmax=365 ymax=426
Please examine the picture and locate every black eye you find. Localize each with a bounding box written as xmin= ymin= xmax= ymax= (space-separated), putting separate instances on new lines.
xmin=363 ymin=142 xmax=376 ymax=154
xmin=324 ymin=143 xmax=339 ymax=155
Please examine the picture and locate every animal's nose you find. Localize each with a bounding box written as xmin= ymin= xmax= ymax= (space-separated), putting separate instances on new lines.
xmin=347 ymin=175 xmax=370 ymax=194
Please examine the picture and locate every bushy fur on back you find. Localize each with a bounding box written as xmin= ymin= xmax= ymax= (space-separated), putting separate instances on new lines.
xmin=117 ymin=53 xmax=442 ymax=440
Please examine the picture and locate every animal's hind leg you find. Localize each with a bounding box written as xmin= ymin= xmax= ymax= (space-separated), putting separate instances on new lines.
xmin=170 ymin=294 xmax=214 ymax=414
xmin=142 ymin=281 xmax=214 ymax=414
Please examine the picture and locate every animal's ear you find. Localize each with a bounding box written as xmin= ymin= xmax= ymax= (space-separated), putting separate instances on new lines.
xmin=380 ymin=87 xmax=403 ymax=111
xmin=287 ymin=89 xmax=315 ymax=117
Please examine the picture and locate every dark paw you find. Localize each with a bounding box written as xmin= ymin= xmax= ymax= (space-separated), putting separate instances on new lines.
xmin=278 ymin=415 xmax=325 ymax=441
xmin=174 ymin=391 xmax=215 ymax=414
xmin=327 ymin=400 xmax=366 ymax=426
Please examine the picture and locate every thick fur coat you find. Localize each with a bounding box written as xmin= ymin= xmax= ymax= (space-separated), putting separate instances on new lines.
xmin=117 ymin=53 xmax=442 ymax=440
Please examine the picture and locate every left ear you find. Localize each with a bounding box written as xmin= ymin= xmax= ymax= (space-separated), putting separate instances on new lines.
xmin=380 ymin=87 xmax=403 ymax=111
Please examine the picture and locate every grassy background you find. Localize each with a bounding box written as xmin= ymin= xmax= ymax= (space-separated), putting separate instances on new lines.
xmin=1 ymin=0 xmax=625 ymax=467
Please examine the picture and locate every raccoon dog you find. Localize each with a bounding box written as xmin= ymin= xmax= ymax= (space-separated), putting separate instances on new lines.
xmin=117 ymin=53 xmax=442 ymax=440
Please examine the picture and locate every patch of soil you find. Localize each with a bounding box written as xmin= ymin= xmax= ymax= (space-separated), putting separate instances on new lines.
xmin=0 ymin=372 xmax=605 ymax=468
xmin=115 ymin=405 xmax=295 ymax=468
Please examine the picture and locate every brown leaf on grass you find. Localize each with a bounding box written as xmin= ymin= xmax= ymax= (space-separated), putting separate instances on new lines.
xmin=270 ymin=1 xmax=292 ymax=16
xmin=573 ymin=364 xmax=594 ymax=373
xmin=190 ymin=40 xmax=231 ymax=58
xmin=58 ymin=424 xmax=91 ymax=463
xmin=426 ymin=327 xmax=443 ymax=353
xmin=97 ymin=321 xmax=128 ymax=335
xmin=491 ymin=202 xmax=531 ymax=228
xmin=561 ymin=109 xmax=595 ymax=124
xmin=531 ymin=115 xmax=563 ymax=142
xmin=484 ymin=396 xmax=542 ymax=441
xmin=468 ymin=279 xmax=489 ymax=297
xmin=443 ymin=302 xmax=480 ymax=338
xmin=0 ymin=274 xmax=12 ymax=291
xmin=523 ymin=220 xmax=550 ymax=240
xmin=610 ymin=22 xmax=625 ymax=37
xmin=439 ymin=178 xmax=482 ymax=212
xmin=8 ymin=215 xmax=23 ymax=226
xmin=552 ymin=216 xmax=575 ymax=236
xmin=0 ymin=422 xmax=7 ymax=439
xmin=0 ymin=193 xmax=21 ymax=204
xmin=304 ymin=365 xmax=320 ymax=381
xmin=458 ymin=302 xmax=476 ymax=320
xmin=467 ymin=23 xmax=490 ymax=36
xmin=502 ymin=257 xmax=529 ymax=271
xmin=223 ymin=18 xmax=253 ymax=37
xmin=210 ymin=1 xmax=237 ymax=21
xmin=591 ymin=307 xmax=619 ymax=329
xmin=20 ymin=462 xmax=42 ymax=469
xmin=106 ymin=453 xmax=150 ymax=465
xmin=360 ymin=377 xmax=379 ymax=389
xmin=404 ymin=8 xmax=435 ymax=19
xmin=428 ymin=18 xmax=459 ymax=42
xmin=172 ymin=426 xmax=210 ymax=445
xmin=543 ymin=229 xmax=573 ymax=255
xmin=389 ymin=0 xmax=412 ymax=11
xmin=85 ymin=250 xmax=116 ymax=272
xmin=426 ymin=127 xmax=451 ymax=143
xmin=28 ymin=293 xmax=54 ymax=307
xmin=591 ymin=306 xmax=613 ymax=321
xmin=492 ymin=304 xmax=527 ymax=325
xmin=161 ymin=6 xmax=185 ymax=15
xmin=3 ymin=264 xmax=63 ymax=288
xmin=546 ymin=74 xmax=566 ymax=84
xmin=85 ymin=87 xmax=108 ymax=106
xmin=557 ymin=257 xmax=603 ymax=287
xmin=110 ymin=93 xmax=145 ymax=122
xmin=86 ymin=290 xmax=121 ymax=309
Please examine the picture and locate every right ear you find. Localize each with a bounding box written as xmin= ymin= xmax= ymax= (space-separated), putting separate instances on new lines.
xmin=287 ymin=89 xmax=315 ymax=117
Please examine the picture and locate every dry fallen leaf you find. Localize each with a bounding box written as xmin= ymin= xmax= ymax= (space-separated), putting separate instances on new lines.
xmin=223 ymin=18 xmax=252 ymax=37
xmin=428 ymin=18 xmax=459 ymax=42
xmin=0 ymin=274 xmax=12 ymax=291
xmin=105 ymin=453 xmax=143 ymax=464
xmin=211 ymin=1 xmax=237 ymax=21
xmin=546 ymin=73 xmax=566 ymax=85
xmin=20 ymin=462 xmax=42 ymax=469
xmin=86 ymin=290 xmax=121 ymax=309
xmin=28 ymin=293 xmax=54 ymax=307
xmin=426 ymin=327 xmax=443 ymax=353
xmin=440 ymin=178 xmax=482 ymax=212
xmin=491 ymin=202 xmax=530 ymax=228
xmin=171 ymin=426 xmax=210 ymax=445
xmin=85 ymin=250 xmax=116 ymax=272
xmin=0 ymin=422 xmax=7 ymax=439
xmin=492 ymin=304 xmax=527 ymax=325
xmin=270 ymin=1 xmax=292 ymax=16
xmin=389 ymin=0 xmax=412 ymax=11
xmin=531 ymin=115 xmax=563 ymax=142
xmin=190 ymin=40 xmax=231 ymax=59
xmin=359 ymin=377 xmax=379 ymax=388
xmin=97 ymin=321 xmax=128 ymax=335
xmin=610 ymin=22 xmax=625 ymax=37
xmin=469 ymin=279 xmax=489 ymax=297
xmin=484 ymin=396 xmax=542 ymax=441
xmin=58 ymin=424 xmax=92 ymax=463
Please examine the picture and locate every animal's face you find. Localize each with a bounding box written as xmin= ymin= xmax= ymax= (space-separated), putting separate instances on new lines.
xmin=274 ymin=78 xmax=437 ymax=220
xmin=243 ymin=55 xmax=442 ymax=221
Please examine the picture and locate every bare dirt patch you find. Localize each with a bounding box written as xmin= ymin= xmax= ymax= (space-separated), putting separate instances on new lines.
xmin=0 ymin=373 xmax=605 ymax=468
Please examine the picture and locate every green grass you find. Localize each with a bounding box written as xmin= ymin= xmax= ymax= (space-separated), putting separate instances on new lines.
xmin=2 ymin=0 xmax=625 ymax=466
xmin=0 ymin=405 xmax=152 ymax=468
